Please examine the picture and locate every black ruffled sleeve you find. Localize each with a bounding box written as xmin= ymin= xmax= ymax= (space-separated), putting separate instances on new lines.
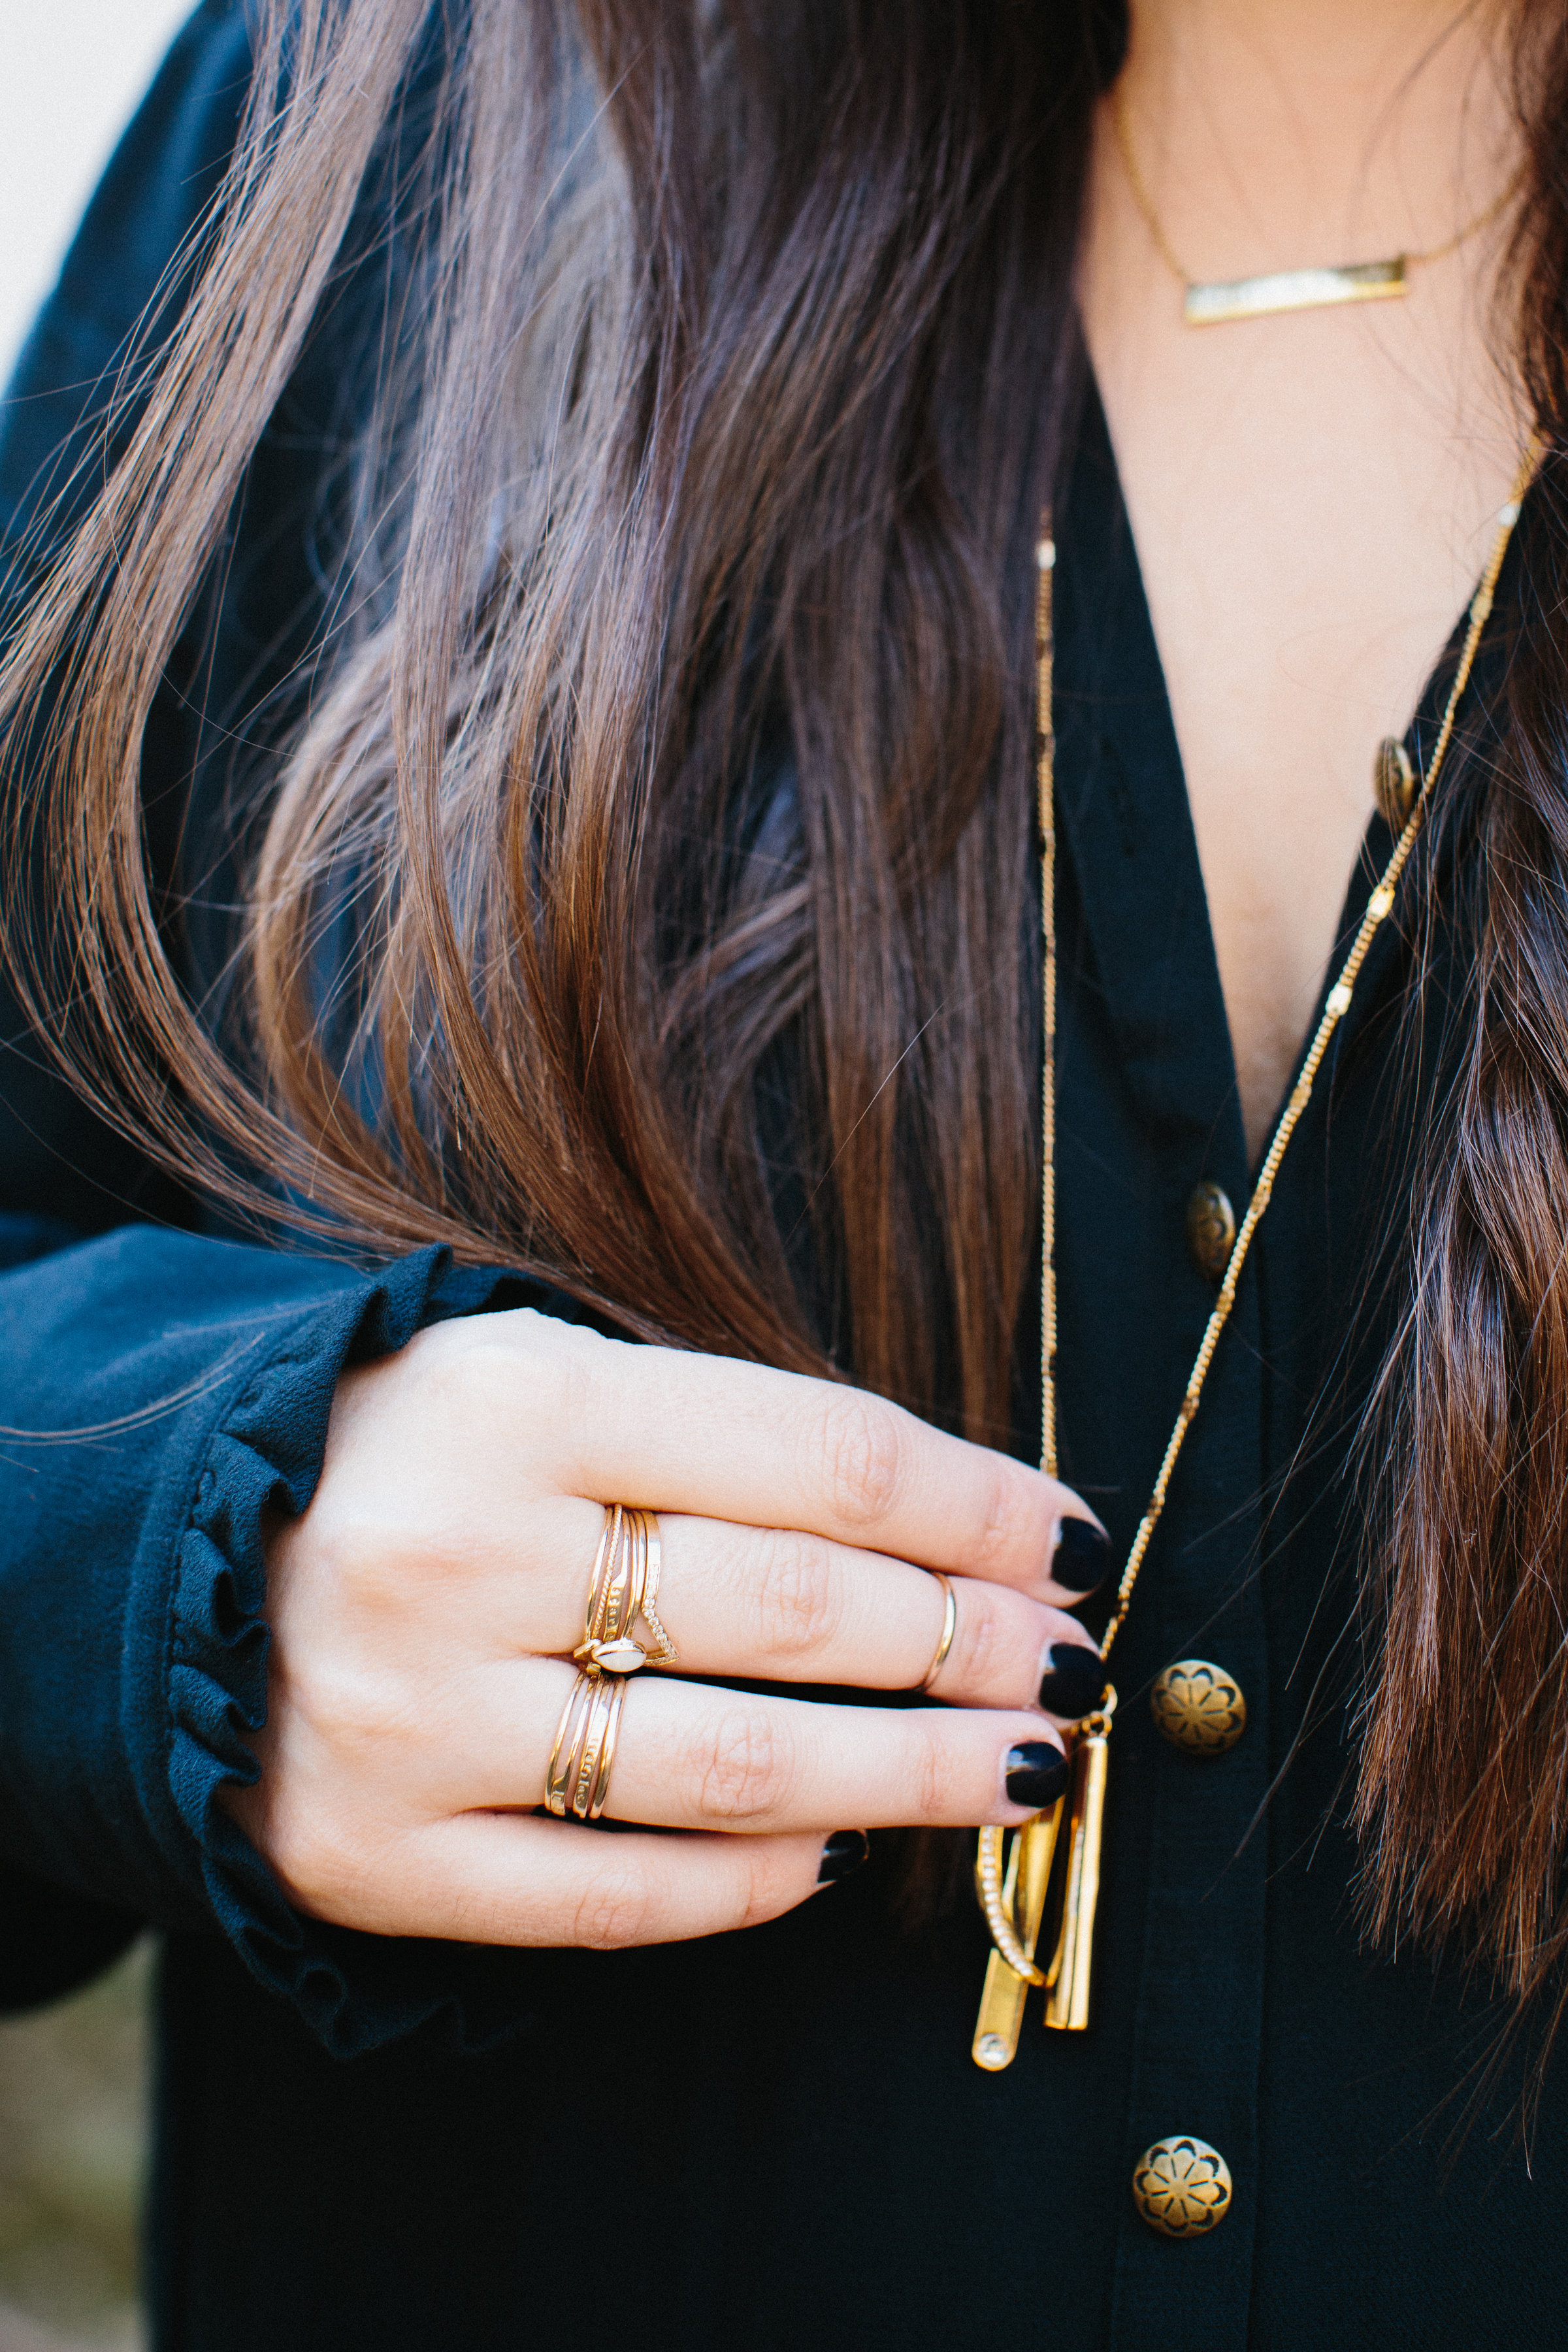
xmin=0 ymin=1226 xmax=568 ymax=2051
xmin=0 ymin=6 xmax=586 ymax=2055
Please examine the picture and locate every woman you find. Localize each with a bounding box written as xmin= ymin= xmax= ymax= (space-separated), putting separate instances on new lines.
xmin=0 ymin=0 xmax=1559 ymax=2342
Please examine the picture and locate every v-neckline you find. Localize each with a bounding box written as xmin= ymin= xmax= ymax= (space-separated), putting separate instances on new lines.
xmin=1051 ymin=375 xmax=1522 ymax=1181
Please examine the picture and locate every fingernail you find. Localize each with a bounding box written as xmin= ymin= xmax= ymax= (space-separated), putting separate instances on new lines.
xmin=817 ymin=1829 xmax=870 ymax=1885
xmin=1053 ymin=1516 xmax=1111 ymax=1592
xmin=1005 ymin=1742 xmax=1070 ymax=1809
xmin=1037 ymin=1642 xmax=1107 ymax=1720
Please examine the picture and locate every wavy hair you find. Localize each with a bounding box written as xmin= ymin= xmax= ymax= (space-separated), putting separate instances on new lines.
xmin=7 ymin=0 xmax=1568 ymax=2002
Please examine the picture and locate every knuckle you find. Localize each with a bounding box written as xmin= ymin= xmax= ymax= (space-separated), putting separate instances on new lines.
xmin=548 ymin=1334 xmax=609 ymax=1456
xmin=568 ymin=1857 xmax=655 ymax=1951
xmin=751 ymin=1530 xmax=840 ymax=1658
xmin=417 ymin=1330 xmax=515 ymax=1424
xmin=728 ymin=1841 xmax=794 ymax=1931
xmin=967 ymin=1456 xmax=1045 ymax=1578
xmin=809 ymin=1390 xmax=907 ymax=1529
xmin=545 ymin=1327 xmax=638 ymax=1487
xmin=944 ymin=1581 xmax=1008 ymax=1691
xmin=288 ymin=1649 xmax=408 ymax=1757
xmin=692 ymin=1703 xmax=792 ymax=1824
xmin=429 ymin=1314 xmax=608 ymax=1456
xmin=906 ymin=1716 xmax=954 ymax=1823
xmin=305 ymin=1510 xmax=412 ymax=1611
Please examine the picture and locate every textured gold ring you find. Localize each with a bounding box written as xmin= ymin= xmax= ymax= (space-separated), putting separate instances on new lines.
xmin=545 ymin=1669 xmax=628 ymax=1821
xmin=921 ymin=1572 xmax=959 ymax=1693
xmin=572 ymin=1503 xmax=678 ymax=1678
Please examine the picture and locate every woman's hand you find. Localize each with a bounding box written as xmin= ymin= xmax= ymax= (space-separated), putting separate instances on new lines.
xmin=229 ymin=1309 xmax=1109 ymax=1951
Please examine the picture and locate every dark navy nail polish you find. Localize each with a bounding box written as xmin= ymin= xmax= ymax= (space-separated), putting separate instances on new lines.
xmin=1005 ymin=1742 xmax=1070 ymax=1809
xmin=1053 ymin=1516 xmax=1111 ymax=1592
xmin=817 ymin=1829 xmax=870 ymax=1885
xmin=1037 ymin=1643 xmax=1107 ymax=1720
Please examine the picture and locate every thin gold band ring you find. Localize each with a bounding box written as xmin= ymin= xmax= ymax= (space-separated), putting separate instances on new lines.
xmin=921 ymin=1571 xmax=958 ymax=1693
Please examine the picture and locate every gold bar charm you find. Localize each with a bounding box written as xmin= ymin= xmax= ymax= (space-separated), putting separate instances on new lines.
xmin=1183 ymin=255 xmax=1405 ymax=327
xmin=1045 ymin=1692 xmax=1115 ymax=2032
xmin=971 ymin=1803 xmax=1062 ymax=2071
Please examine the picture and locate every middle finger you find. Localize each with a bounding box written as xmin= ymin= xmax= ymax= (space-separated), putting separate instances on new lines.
xmin=524 ymin=1503 xmax=1102 ymax=1715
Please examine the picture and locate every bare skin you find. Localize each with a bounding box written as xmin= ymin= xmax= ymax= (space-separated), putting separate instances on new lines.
xmin=235 ymin=5 xmax=1525 ymax=1954
xmin=1081 ymin=0 xmax=1524 ymax=1159
xmin=232 ymin=1313 xmax=1098 ymax=1948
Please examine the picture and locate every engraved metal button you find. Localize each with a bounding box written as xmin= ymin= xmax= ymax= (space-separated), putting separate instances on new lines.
xmin=1151 ymin=1660 xmax=1247 ymax=1756
xmin=1184 ymin=1181 xmax=1235 ymax=1282
xmin=1373 ymin=735 xmax=1417 ymax=831
xmin=1132 ymin=2137 xmax=1233 ymax=2238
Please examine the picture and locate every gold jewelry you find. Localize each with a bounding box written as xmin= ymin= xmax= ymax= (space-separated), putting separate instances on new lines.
xmin=545 ymin=1668 xmax=628 ymax=1820
xmin=1132 ymin=2136 xmax=1233 ymax=2238
xmin=919 ymin=1572 xmax=959 ymax=1692
xmin=972 ymin=442 xmax=1541 ymax=2069
xmin=1111 ymin=86 xmax=1525 ymax=328
xmin=572 ymin=1504 xmax=678 ymax=1678
xmin=1373 ymin=736 xmax=1418 ymax=831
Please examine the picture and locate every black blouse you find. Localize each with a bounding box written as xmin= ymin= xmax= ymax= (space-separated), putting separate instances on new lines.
xmin=1 ymin=8 xmax=1563 ymax=2347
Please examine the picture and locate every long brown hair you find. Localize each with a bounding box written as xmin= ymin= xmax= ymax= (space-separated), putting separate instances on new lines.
xmin=7 ymin=0 xmax=1568 ymax=2017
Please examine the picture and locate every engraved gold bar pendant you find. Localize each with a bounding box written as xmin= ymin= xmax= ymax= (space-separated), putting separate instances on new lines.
xmin=1184 ymin=255 xmax=1407 ymax=328
xmin=970 ymin=1802 xmax=1064 ymax=2071
xmin=1044 ymin=1718 xmax=1111 ymax=2033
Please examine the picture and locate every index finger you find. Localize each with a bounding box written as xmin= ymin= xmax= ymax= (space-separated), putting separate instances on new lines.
xmin=515 ymin=1317 xmax=1109 ymax=1600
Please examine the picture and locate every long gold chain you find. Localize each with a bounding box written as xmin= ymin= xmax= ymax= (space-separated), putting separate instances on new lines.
xmin=1036 ymin=441 xmax=1540 ymax=1667
xmin=1037 ymin=537 xmax=1059 ymax=1484
xmin=974 ymin=444 xmax=1541 ymax=2054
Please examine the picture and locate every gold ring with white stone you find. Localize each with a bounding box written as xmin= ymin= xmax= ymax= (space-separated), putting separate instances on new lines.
xmin=572 ymin=1505 xmax=678 ymax=1678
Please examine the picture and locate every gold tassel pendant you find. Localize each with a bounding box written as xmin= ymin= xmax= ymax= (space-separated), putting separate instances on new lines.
xmin=1044 ymin=1691 xmax=1115 ymax=2032
xmin=971 ymin=1801 xmax=1063 ymax=2070
xmin=970 ymin=1688 xmax=1115 ymax=2065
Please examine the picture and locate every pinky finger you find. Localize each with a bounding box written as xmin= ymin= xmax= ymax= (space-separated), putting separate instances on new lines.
xmin=400 ymin=1814 xmax=851 ymax=1951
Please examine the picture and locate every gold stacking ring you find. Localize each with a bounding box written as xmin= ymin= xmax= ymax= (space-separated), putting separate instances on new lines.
xmin=545 ymin=1505 xmax=678 ymax=1823
xmin=572 ymin=1504 xmax=678 ymax=1678
xmin=545 ymin=1671 xmax=627 ymax=1821
xmin=921 ymin=1571 xmax=958 ymax=1693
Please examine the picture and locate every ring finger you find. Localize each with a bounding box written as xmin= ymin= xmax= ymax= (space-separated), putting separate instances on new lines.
xmin=494 ymin=1658 xmax=1066 ymax=1834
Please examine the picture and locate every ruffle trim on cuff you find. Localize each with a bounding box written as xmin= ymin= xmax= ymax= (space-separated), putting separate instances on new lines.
xmin=164 ymin=1246 xmax=567 ymax=2057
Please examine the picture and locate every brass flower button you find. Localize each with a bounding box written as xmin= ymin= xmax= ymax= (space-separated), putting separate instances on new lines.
xmin=1151 ymin=1660 xmax=1247 ymax=1756
xmin=1184 ymin=1181 xmax=1235 ymax=1282
xmin=1373 ymin=734 xmax=1416 ymax=830
xmin=1132 ymin=2136 xmax=1233 ymax=2238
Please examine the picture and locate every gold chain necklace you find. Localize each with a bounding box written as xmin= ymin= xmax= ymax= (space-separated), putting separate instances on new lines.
xmin=1111 ymin=87 xmax=1525 ymax=328
xmin=970 ymin=443 xmax=1541 ymax=2072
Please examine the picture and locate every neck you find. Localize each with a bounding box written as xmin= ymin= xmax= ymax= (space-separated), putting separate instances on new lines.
xmin=1117 ymin=1 xmax=1517 ymax=276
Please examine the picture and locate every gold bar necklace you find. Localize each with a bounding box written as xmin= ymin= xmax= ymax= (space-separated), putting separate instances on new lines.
xmin=971 ymin=444 xmax=1540 ymax=2072
xmin=1110 ymin=89 xmax=1524 ymax=329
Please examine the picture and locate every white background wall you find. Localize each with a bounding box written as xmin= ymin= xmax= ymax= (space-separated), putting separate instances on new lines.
xmin=0 ymin=0 xmax=195 ymax=385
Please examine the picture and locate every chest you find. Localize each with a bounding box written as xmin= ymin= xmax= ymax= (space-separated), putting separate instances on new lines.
xmin=1079 ymin=143 xmax=1522 ymax=1156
